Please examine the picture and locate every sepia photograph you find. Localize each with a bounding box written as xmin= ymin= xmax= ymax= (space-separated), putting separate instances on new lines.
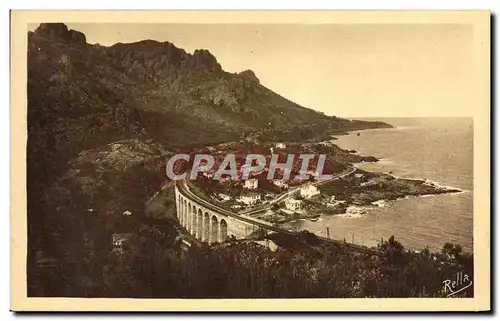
xmin=10 ymin=10 xmax=490 ymax=311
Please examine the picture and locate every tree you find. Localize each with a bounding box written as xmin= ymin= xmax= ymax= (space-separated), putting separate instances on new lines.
xmin=442 ymin=242 xmax=462 ymax=259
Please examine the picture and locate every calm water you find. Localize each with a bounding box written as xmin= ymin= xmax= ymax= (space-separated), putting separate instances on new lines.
xmin=284 ymin=118 xmax=473 ymax=252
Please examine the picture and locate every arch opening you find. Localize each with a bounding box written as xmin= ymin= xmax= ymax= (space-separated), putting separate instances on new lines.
xmin=219 ymin=219 xmax=228 ymax=243
xmin=210 ymin=216 xmax=219 ymax=244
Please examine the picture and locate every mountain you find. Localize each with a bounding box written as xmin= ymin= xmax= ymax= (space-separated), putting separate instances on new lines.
xmin=27 ymin=23 xmax=390 ymax=183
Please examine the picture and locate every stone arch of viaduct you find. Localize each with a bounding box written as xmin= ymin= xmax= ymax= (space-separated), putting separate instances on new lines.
xmin=174 ymin=185 xmax=262 ymax=244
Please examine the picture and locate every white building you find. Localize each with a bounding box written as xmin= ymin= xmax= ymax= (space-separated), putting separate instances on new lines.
xmin=285 ymin=198 xmax=302 ymax=211
xmin=123 ymin=210 xmax=132 ymax=216
xmin=203 ymin=171 xmax=214 ymax=179
xmin=273 ymin=180 xmax=289 ymax=189
xmin=327 ymin=196 xmax=346 ymax=207
xmin=238 ymin=192 xmax=261 ymax=206
xmin=244 ymin=178 xmax=259 ymax=190
xmin=253 ymin=239 xmax=279 ymax=252
xmin=275 ymin=142 xmax=286 ymax=149
xmin=280 ymin=208 xmax=294 ymax=216
xmin=218 ymin=193 xmax=232 ymax=202
xmin=300 ymin=183 xmax=320 ymax=199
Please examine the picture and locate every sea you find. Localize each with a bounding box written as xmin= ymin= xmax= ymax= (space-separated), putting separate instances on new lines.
xmin=283 ymin=117 xmax=474 ymax=252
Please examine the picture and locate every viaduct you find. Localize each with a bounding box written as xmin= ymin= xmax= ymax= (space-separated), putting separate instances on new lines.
xmin=174 ymin=167 xmax=379 ymax=256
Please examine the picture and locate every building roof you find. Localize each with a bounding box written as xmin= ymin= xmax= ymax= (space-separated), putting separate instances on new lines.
xmin=112 ymin=233 xmax=133 ymax=242
xmin=300 ymin=183 xmax=318 ymax=190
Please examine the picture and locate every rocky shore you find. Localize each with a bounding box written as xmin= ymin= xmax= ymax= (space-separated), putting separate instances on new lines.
xmin=347 ymin=173 xmax=462 ymax=206
xmin=191 ymin=138 xmax=463 ymax=224
xmin=300 ymin=171 xmax=462 ymax=217
xmin=269 ymin=170 xmax=462 ymax=224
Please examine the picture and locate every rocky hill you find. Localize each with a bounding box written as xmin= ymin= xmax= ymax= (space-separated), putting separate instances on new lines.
xmin=27 ymin=23 xmax=394 ymax=296
xmin=27 ymin=21 xmax=391 ymax=243
xmin=28 ymin=23 xmax=390 ymax=171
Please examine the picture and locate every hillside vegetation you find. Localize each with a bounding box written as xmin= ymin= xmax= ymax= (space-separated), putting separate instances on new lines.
xmin=27 ymin=23 xmax=407 ymax=298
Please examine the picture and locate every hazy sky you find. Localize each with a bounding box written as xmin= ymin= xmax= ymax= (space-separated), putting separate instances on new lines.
xmin=30 ymin=23 xmax=476 ymax=117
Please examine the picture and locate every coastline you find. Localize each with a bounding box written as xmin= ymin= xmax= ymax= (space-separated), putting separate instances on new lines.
xmin=187 ymin=122 xmax=471 ymax=251
xmin=269 ymin=124 xmax=469 ymax=228
xmin=305 ymin=119 xmax=473 ymax=252
xmin=336 ymin=185 xmax=467 ymax=220
xmin=269 ymin=170 xmax=463 ymax=224
xmin=352 ymin=160 xmax=468 ymax=193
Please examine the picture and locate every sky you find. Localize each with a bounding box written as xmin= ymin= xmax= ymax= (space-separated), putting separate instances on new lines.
xmin=29 ymin=23 xmax=477 ymax=118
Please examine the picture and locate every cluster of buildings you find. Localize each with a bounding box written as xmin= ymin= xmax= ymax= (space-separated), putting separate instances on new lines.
xmin=213 ymin=178 xmax=263 ymax=206
xmin=275 ymin=142 xmax=287 ymax=149
xmin=238 ymin=178 xmax=262 ymax=206
xmin=269 ymin=142 xmax=286 ymax=154
xmin=112 ymin=232 xmax=133 ymax=254
xmin=299 ymin=183 xmax=320 ymax=199
xmin=237 ymin=192 xmax=262 ymax=206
